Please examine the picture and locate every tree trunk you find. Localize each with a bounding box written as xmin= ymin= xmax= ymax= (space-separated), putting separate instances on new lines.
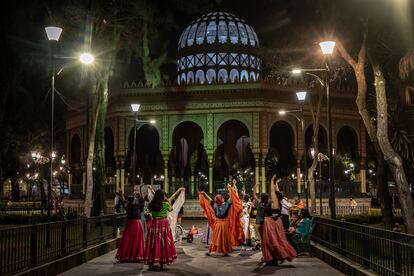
xmin=337 ymin=37 xmax=394 ymax=226
xmin=92 ymin=79 xmax=109 ymax=216
xmin=371 ymin=61 xmax=414 ymax=234
xmin=84 ymin=88 xmax=100 ymax=218
xmin=308 ymin=156 xmax=318 ymax=214
xmin=376 ymin=151 xmax=394 ymax=229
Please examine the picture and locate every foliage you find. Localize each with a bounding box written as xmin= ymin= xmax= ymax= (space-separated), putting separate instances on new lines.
xmin=334 ymin=153 xmax=357 ymax=181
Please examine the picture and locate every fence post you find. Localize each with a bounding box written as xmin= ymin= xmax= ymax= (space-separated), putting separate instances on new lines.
xmin=393 ymin=232 xmax=402 ymax=274
xmin=362 ymin=226 xmax=369 ymax=266
xmin=100 ymin=214 xmax=104 ymax=241
xmin=82 ymin=217 xmax=88 ymax=248
xmin=112 ymin=215 xmax=117 ymax=239
xmin=60 ymin=221 xmax=67 ymax=255
xmin=30 ymin=224 xmax=38 ymax=267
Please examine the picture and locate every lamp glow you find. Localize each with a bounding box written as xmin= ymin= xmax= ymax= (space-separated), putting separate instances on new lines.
xmin=131 ymin=104 xmax=140 ymax=112
xmin=296 ymin=91 xmax=307 ymax=101
xmin=279 ymin=110 xmax=286 ymax=115
xmin=79 ymin=53 xmax=94 ymax=64
xmin=149 ymin=119 xmax=156 ymax=124
xmin=291 ymin=68 xmax=302 ymax=74
xmin=319 ymin=41 xmax=336 ymax=55
xmin=45 ymin=26 xmax=63 ymax=41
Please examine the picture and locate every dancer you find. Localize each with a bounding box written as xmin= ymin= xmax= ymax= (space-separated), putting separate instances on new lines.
xmin=199 ymin=183 xmax=243 ymax=256
xmin=167 ymin=187 xmax=186 ymax=241
xmin=258 ymin=175 xmax=296 ymax=265
xmin=115 ymin=193 xmax=145 ymax=262
xmin=144 ymin=189 xmax=177 ymax=270
xmin=241 ymin=191 xmax=252 ymax=249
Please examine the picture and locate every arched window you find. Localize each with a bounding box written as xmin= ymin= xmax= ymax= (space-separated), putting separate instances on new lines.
xmin=195 ymin=70 xmax=205 ymax=84
xmin=206 ymin=21 xmax=217 ymax=44
xmin=245 ymin=24 xmax=256 ymax=47
xmin=196 ymin=22 xmax=206 ymax=45
xmin=228 ymin=21 xmax=238 ymax=44
xmin=177 ymin=75 xmax=180 ymax=85
xmin=218 ymin=21 xmax=228 ymax=43
xmin=240 ymin=70 xmax=248 ymax=82
xmin=187 ymin=23 xmax=198 ymax=46
xmin=180 ymin=26 xmax=190 ymax=49
xmin=206 ymin=69 xmax=216 ymax=84
xmin=249 ymin=71 xmax=256 ymax=81
xmin=181 ymin=73 xmax=186 ymax=84
xmin=187 ymin=71 xmax=194 ymax=84
xmin=238 ymin=22 xmax=248 ymax=45
xmin=218 ymin=69 xmax=228 ymax=83
xmin=230 ymin=69 xmax=239 ymax=83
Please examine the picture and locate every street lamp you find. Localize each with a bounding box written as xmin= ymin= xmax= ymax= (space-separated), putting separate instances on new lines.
xmin=296 ymin=91 xmax=308 ymax=209
xmin=79 ymin=53 xmax=94 ymax=65
xmin=131 ymin=103 xmax=140 ymax=186
xmin=279 ymin=91 xmax=308 ymax=208
xmin=290 ymin=40 xmax=336 ymax=218
xmin=45 ymin=26 xmax=62 ymax=220
xmin=320 ymin=40 xmax=336 ymax=219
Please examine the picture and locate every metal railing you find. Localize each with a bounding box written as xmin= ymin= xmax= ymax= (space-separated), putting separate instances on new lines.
xmin=0 ymin=213 xmax=126 ymax=275
xmin=312 ymin=216 xmax=414 ymax=276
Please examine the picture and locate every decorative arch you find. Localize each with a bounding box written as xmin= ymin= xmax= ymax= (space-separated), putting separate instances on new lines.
xmin=206 ymin=69 xmax=216 ymax=84
xmin=195 ymin=69 xmax=205 ymax=84
xmin=169 ymin=117 xmax=206 ymax=149
xmin=240 ymin=70 xmax=248 ymax=82
xmin=337 ymin=126 xmax=359 ymax=160
xmin=217 ymin=69 xmax=228 ymax=83
xmin=230 ymin=69 xmax=239 ymax=83
xmin=214 ymin=115 xmax=253 ymax=148
xmin=187 ymin=71 xmax=194 ymax=84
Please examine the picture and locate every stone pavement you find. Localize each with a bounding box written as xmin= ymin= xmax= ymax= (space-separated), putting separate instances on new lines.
xmin=59 ymin=220 xmax=343 ymax=276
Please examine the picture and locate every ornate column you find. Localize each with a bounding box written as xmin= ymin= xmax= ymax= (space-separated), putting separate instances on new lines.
xmin=68 ymin=173 xmax=72 ymax=194
xmin=255 ymin=158 xmax=260 ymax=194
xmin=120 ymin=160 xmax=125 ymax=195
xmin=209 ymin=158 xmax=213 ymax=194
xmin=360 ymin=157 xmax=367 ymax=193
xmin=164 ymin=158 xmax=169 ymax=194
xmin=261 ymin=156 xmax=266 ymax=193
xmin=296 ymin=159 xmax=302 ymax=193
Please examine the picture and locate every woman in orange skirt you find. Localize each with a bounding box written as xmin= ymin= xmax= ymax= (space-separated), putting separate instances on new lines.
xmin=199 ymin=183 xmax=243 ymax=256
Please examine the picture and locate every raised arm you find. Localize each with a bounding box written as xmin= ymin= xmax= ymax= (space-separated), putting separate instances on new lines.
xmin=200 ymin=191 xmax=213 ymax=202
xmin=270 ymin=175 xmax=280 ymax=210
xmin=169 ymin=187 xmax=185 ymax=202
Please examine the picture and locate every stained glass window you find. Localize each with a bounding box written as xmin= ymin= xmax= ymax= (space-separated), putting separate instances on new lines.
xmin=218 ymin=21 xmax=228 ymax=43
xmin=187 ymin=71 xmax=194 ymax=84
xmin=206 ymin=21 xmax=217 ymax=44
xmin=240 ymin=70 xmax=248 ymax=82
xmin=228 ymin=21 xmax=238 ymax=44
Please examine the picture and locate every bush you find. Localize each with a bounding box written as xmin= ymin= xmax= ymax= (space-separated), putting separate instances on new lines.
xmin=0 ymin=214 xmax=61 ymax=225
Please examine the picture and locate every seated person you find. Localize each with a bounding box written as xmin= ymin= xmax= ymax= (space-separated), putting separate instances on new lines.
xmin=288 ymin=208 xmax=312 ymax=242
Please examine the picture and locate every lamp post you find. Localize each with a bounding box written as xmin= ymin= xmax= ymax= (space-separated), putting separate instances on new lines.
xmin=131 ymin=104 xmax=140 ymax=186
xmin=279 ymin=91 xmax=308 ymax=208
xmin=320 ymin=40 xmax=336 ymax=219
xmin=290 ymin=39 xmax=336 ymax=218
xmin=45 ymin=26 xmax=62 ymax=219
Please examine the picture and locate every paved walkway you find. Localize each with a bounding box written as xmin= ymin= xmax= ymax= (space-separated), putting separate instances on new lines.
xmin=60 ymin=220 xmax=343 ymax=276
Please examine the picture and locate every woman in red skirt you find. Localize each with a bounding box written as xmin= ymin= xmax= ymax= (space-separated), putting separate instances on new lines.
xmin=144 ymin=189 xmax=177 ymax=270
xmin=115 ymin=194 xmax=145 ymax=262
xmin=257 ymin=176 xmax=297 ymax=265
xmin=199 ymin=183 xmax=244 ymax=256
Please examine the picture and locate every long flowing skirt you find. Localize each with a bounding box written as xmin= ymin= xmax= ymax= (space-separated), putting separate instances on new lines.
xmin=116 ymin=219 xmax=145 ymax=261
xmin=144 ymin=218 xmax=177 ymax=265
xmin=209 ymin=218 xmax=233 ymax=255
xmin=262 ymin=217 xmax=297 ymax=263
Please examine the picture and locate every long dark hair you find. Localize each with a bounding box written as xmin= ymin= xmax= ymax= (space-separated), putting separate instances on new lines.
xmin=149 ymin=190 xmax=166 ymax=212
xmin=260 ymin=193 xmax=269 ymax=205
